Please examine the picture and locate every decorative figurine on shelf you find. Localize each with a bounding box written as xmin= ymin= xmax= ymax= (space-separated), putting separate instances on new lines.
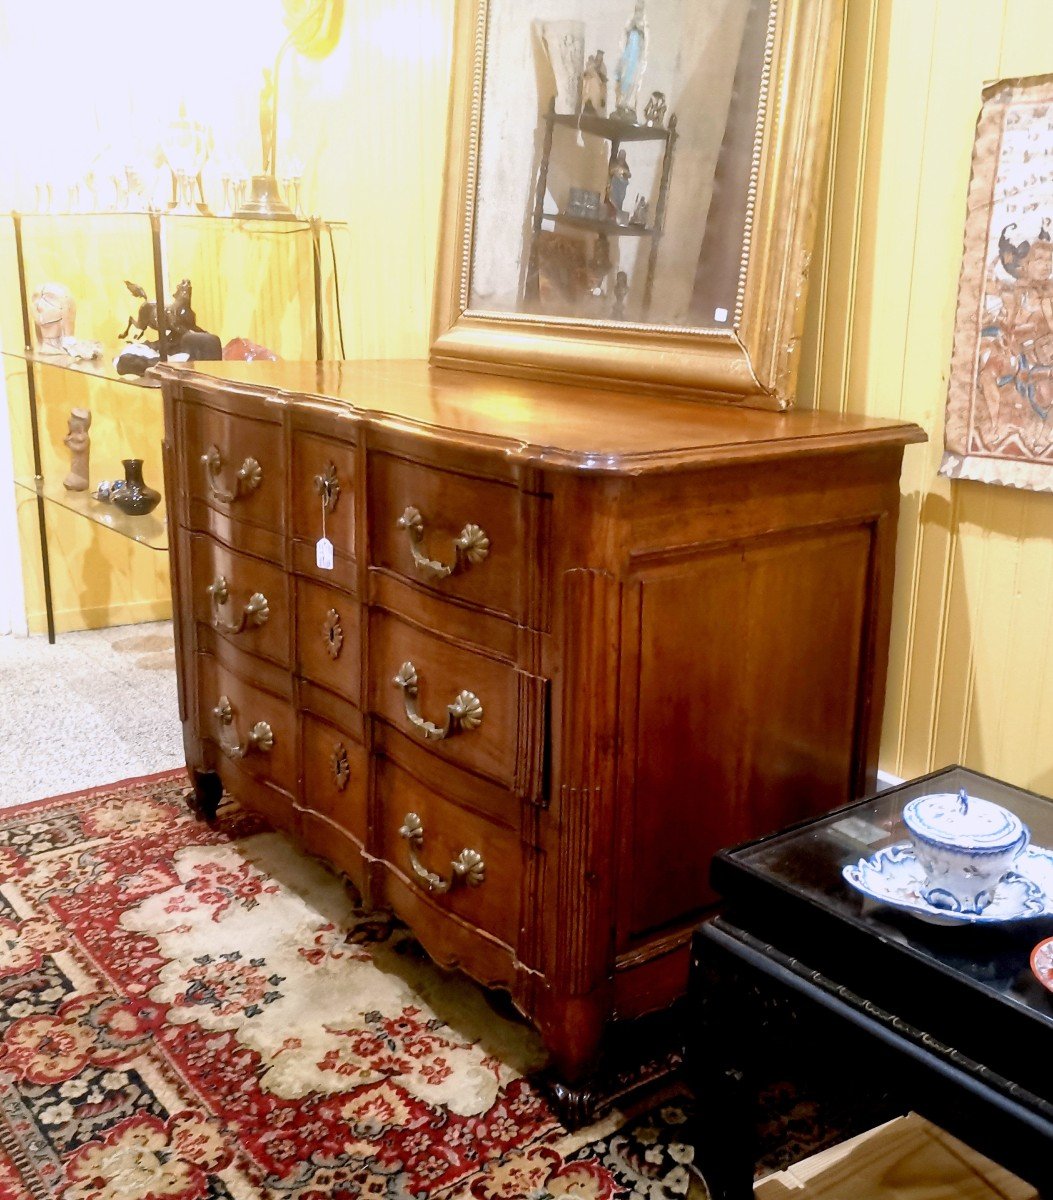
xmin=644 ymin=90 xmax=666 ymax=128
xmin=538 ymin=20 xmax=585 ymax=117
xmin=630 ymin=194 xmax=649 ymax=227
xmin=62 ymin=408 xmax=91 ymax=492
xmin=587 ymin=234 xmax=612 ymax=296
xmin=581 ymin=50 xmax=608 ymax=117
xmin=614 ymin=0 xmax=648 ymax=123
xmin=606 ymin=149 xmax=631 ymax=218
xmin=110 ymin=459 xmax=161 ymax=516
xmin=612 ymin=270 xmax=629 ymax=319
xmin=31 ymin=283 xmax=76 ymax=356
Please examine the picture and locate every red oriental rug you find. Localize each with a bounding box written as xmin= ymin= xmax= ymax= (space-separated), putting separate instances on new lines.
xmin=0 ymin=774 xmax=705 ymax=1199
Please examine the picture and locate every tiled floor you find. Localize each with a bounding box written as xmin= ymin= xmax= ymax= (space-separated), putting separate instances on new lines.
xmin=0 ymin=621 xmax=184 ymax=808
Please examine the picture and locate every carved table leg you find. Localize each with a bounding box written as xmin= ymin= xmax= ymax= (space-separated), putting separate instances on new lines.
xmin=544 ymin=1075 xmax=604 ymax=1131
xmin=536 ymin=994 xmax=608 ymax=1130
xmin=186 ymin=768 xmax=222 ymax=822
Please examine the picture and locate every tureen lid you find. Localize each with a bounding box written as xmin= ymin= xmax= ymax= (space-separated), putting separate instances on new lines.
xmin=902 ymin=788 xmax=1026 ymax=851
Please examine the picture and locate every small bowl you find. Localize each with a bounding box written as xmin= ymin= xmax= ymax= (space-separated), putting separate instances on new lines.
xmin=902 ymin=788 xmax=1029 ymax=914
xmin=1032 ymin=937 xmax=1053 ymax=994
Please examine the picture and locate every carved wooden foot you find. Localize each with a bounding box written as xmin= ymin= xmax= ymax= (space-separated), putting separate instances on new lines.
xmin=186 ymin=769 xmax=222 ymax=822
xmin=544 ymin=1074 xmax=604 ymax=1131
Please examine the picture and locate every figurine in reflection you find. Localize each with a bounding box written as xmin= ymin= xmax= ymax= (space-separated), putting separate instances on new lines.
xmin=612 ymin=270 xmax=629 ymax=319
xmin=31 ymin=282 xmax=76 ymax=356
xmin=606 ymin=149 xmax=631 ymax=218
xmin=630 ymin=195 xmax=648 ymax=227
xmin=614 ymin=0 xmax=648 ymax=123
xmin=581 ymin=50 xmax=608 ymax=117
xmin=63 ymin=408 xmax=91 ymax=492
xmin=260 ymin=68 xmax=276 ymax=177
xmin=587 ymin=234 xmax=612 ymax=296
xmin=644 ymin=90 xmax=666 ymax=128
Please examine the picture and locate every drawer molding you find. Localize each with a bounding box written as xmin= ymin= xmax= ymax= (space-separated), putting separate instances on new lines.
xmin=398 ymin=811 xmax=486 ymax=894
xmin=207 ymin=575 xmax=270 ymax=635
xmin=393 ymin=660 xmax=483 ymax=741
xmin=201 ymin=445 xmax=263 ymax=504
xmin=397 ymin=505 xmax=490 ymax=581
xmin=213 ymin=695 xmax=274 ymax=760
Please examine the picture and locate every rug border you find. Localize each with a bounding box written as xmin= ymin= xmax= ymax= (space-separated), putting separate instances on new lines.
xmin=0 ymin=768 xmax=188 ymax=820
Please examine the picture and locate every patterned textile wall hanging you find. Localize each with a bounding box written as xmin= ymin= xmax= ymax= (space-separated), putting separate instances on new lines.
xmin=943 ymin=73 xmax=1053 ymax=491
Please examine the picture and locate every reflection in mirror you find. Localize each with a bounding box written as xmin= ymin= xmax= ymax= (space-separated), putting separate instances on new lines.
xmin=469 ymin=0 xmax=773 ymax=330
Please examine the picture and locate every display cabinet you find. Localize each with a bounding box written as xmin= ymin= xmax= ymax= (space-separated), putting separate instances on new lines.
xmin=1 ymin=210 xmax=342 ymax=640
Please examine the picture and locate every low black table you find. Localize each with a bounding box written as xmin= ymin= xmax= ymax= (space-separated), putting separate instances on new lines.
xmin=688 ymin=765 xmax=1053 ymax=1199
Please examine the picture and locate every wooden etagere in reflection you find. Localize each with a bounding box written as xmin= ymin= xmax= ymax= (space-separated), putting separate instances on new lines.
xmin=5 ymin=209 xmax=341 ymax=642
xmin=525 ymin=100 xmax=678 ymax=319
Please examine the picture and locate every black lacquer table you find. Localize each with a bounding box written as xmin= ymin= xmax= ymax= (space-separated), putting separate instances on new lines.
xmin=688 ymin=765 xmax=1053 ymax=1199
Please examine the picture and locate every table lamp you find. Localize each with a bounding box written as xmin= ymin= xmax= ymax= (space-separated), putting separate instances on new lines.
xmin=235 ymin=0 xmax=345 ymax=219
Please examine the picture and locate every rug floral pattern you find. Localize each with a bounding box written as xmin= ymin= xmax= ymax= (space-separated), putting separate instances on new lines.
xmin=0 ymin=775 xmax=706 ymax=1199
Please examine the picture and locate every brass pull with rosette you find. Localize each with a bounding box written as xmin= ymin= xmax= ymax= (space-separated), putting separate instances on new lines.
xmin=396 ymin=506 xmax=489 ymax=581
xmin=207 ymin=576 xmax=269 ymax=634
xmin=392 ymin=661 xmax=482 ymax=741
xmin=212 ymin=696 xmax=274 ymax=760
xmin=314 ymin=462 xmax=340 ymax=512
xmin=398 ymin=811 xmax=485 ymax=894
xmin=200 ymin=445 xmax=263 ymax=504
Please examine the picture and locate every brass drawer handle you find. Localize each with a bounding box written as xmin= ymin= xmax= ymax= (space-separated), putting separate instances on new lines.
xmin=207 ymin=575 xmax=269 ymax=634
xmin=212 ymin=695 xmax=274 ymax=760
xmin=201 ymin=445 xmax=263 ymax=504
xmin=398 ymin=811 xmax=485 ymax=893
xmin=314 ymin=462 xmax=340 ymax=512
xmin=392 ymin=661 xmax=482 ymax=741
xmin=396 ymin=506 xmax=489 ymax=581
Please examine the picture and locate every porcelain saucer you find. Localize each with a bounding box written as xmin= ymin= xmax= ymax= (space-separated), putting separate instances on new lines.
xmin=842 ymin=842 xmax=1052 ymax=925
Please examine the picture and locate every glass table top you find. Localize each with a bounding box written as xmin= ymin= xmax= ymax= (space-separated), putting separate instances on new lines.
xmin=720 ymin=766 xmax=1053 ymax=1030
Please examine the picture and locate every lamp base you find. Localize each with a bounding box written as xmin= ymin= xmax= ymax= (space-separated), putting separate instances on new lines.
xmin=233 ymin=174 xmax=294 ymax=220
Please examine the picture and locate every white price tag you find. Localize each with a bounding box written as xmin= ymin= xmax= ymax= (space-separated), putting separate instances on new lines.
xmin=316 ymin=537 xmax=334 ymax=570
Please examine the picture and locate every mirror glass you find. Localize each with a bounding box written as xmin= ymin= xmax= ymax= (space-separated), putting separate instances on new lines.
xmin=468 ymin=0 xmax=773 ymax=330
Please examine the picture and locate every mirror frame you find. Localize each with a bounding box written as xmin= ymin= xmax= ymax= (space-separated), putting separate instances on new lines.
xmin=430 ymin=0 xmax=843 ymax=410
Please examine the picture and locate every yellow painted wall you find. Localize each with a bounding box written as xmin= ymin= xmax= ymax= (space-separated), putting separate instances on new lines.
xmin=799 ymin=0 xmax=1053 ymax=793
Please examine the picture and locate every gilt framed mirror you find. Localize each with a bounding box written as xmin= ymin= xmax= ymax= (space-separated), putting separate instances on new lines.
xmin=431 ymin=0 xmax=843 ymax=409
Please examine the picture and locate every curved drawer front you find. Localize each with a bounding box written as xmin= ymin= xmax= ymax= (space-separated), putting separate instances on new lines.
xmin=376 ymin=759 xmax=520 ymax=949
xmin=292 ymin=433 xmax=357 ymax=591
xmin=296 ymin=578 xmax=361 ymax=705
xmin=300 ymin=716 xmax=368 ymax=844
xmin=197 ymin=654 xmax=297 ymax=795
xmin=182 ymin=399 xmax=285 ymax=535
xmin=368 ymin=453 xmax=522 ymax=620
xmin=190 ymin=535 xmax=290 ymax=667
xmin=369 ymin=611 xmax=521 ymax=789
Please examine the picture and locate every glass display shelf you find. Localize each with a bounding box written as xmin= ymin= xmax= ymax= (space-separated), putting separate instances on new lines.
xmin=549 ymin=112 xmax=671 ymax=142
xmin=542 ymin=212 xmax=654 ymax=237
xmin=2 ymin=346 xmax=162 ymax=389
xmin=14 ymin=476 xmax=168 ymax=551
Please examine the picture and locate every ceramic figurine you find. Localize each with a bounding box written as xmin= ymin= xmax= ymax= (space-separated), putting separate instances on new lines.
xmin=110 ymin=459 xmax=161 ymax=516
xmin=31 ymin=282 xmax=76 ymax=355
xmin=606 ymin=149 xmax=631 ymax=216
xmin=581 ymin=50 xmax=608 ymax=117
xmin=612 ymin=270 xmax=629 ymax=319
xmin=62 ymin=408 xmax=91 ymax=492
xmin=644 ymin=90 xmax=666 ymax=128
xmin=630 ymin=195 xmax=648 ymax=227
xmin=538 ymin=20 xmax=585 ymax=116
xmin=614 ymin=0 xmax=648 ymax=123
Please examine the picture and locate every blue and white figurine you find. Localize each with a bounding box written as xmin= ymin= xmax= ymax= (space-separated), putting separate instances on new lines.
xmin=614 ymin=1 xmax=648 ymax=123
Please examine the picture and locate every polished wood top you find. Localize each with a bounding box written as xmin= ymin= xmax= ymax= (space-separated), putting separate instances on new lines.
xmin=155 ymin=360 xmax=925 ymax=473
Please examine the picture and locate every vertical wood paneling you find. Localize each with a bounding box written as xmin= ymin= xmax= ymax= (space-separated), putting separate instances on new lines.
xmin=809 ymin=0 xmax=1053 ymax=792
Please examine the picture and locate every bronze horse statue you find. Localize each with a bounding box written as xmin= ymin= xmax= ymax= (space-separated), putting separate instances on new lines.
xmin=119 ymin=278 xmax=202 ymax=345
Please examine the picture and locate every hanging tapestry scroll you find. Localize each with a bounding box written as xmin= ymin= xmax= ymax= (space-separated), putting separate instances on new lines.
xmin=942 ymin=73 xmax=1053 ymax=491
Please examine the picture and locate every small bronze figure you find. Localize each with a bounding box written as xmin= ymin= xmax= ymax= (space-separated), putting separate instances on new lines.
xmin=118 ymin=278 xmax=202 ymax=346
xmin=612 ymin=270 xmax=629 ymax=319
xmin=644 ymin=90 xmax=666 ymax=128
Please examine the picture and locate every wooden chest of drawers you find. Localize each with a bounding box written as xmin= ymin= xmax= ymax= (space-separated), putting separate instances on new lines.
xmin=158 ymin=359 xmax=923 ymax=1122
